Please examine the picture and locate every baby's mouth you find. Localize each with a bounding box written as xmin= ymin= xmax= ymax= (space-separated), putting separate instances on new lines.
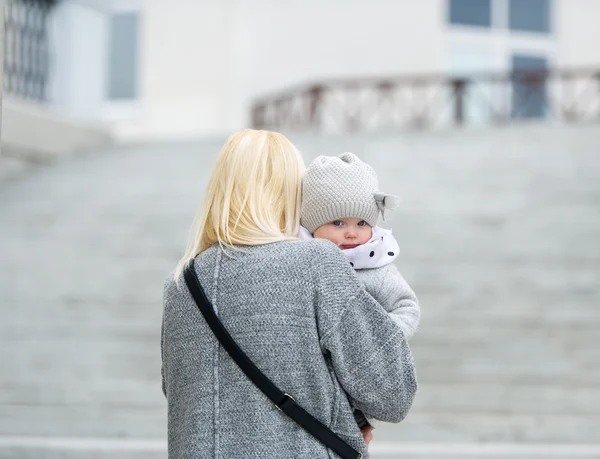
xmin=340 ymin=244 xmax=359 ymax=249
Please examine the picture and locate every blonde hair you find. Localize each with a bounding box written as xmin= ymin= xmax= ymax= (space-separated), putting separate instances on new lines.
xmin=175 ymin=129 xmax=305 ymax=280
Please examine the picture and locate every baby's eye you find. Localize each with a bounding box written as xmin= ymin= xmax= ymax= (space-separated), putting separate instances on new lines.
xmin=357 ymin=221 xmax=367 ymax=227
xmin=332 ymin=220 xmax=342 ymax=227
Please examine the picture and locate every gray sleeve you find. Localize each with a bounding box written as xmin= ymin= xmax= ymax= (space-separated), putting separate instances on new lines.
xmin=312 ymin=240 xmax=417 ymax=423
xmin=371 ymin=264 xmax=420 ymax=341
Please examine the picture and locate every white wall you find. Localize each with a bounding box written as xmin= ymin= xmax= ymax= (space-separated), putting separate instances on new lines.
xmin=116 ymin=0 xmax=246 ymax=141
xmin=556 ymin=0 xmax=600 ymax=67
xmin=247 ymin=0 xmax=445 ymax=98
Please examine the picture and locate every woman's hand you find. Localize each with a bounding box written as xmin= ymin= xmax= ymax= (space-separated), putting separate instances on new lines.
xmin=360 ymin=424 xmax=374 ymax=448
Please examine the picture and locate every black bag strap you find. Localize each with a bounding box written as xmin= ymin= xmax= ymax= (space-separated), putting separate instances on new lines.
xmin=184 ymin=260 xmax=362 ymax=459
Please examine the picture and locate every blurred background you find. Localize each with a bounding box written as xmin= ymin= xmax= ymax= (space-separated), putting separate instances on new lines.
xmin=0 ymin=0 xmax=599 ymax=458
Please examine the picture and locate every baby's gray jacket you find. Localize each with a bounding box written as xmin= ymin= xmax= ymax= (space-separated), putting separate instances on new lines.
xmin=356 ymin=264 xmax=420 ymax=340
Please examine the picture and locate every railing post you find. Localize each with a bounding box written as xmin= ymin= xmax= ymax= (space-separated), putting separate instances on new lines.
xmin=377 ymin=81 xmax=394 ymax=128
xmin=274 ymin=98 xmax=284 ymax=130
xmin=452 ymin=79 xmax=466 ymax=125
xmin=307 ymin=85 xmax=324 ymax=130
xmin=251 ymin=104 xmax=263 ymax=129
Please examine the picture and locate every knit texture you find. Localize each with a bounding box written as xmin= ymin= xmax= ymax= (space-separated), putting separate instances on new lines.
xmin=354 ymin=263 xmax=421 ymax=429
xmin=162 ymin=239 xmax=417 ymax=458
xmin=301 ymin=153 xmax=380 ymax=233
xmin=356 ymin=264 xmax=420 ymax=341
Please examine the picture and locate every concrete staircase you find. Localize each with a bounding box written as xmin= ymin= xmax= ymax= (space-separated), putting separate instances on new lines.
xmin=0 ymin=124 xmax=598 ymax=458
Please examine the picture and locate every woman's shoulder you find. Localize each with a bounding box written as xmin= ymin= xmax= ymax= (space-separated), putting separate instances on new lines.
xmin=237 ymin=239 xmax=352 ymax=278
xmin=241 ymin=238 xmax=343 ymax=260
xmin=286 ymin=238 xmax=349 ymax=266
xmin=163 ymin=270 xmax=183 ymax=299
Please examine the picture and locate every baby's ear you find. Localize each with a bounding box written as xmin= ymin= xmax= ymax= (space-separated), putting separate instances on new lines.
xmin=374 ymin=192 xmax=399 ymax=220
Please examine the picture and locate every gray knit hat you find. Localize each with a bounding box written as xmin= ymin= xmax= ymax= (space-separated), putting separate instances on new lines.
xmin=301 ymin=152 xmax=386 ymax=233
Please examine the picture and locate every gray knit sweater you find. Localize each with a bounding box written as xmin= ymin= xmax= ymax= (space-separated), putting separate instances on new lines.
xmin=161 ymin=238 xmax=417 ymax=458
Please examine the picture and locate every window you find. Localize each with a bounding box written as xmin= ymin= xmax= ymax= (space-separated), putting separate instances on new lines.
xmin=512 ymin=55 xmax=548 ymax=119
xmin=107 ymin=13 xmax=139 ymax=99
xmin=448 ymin=0 xmax=492 ymax=28
xmin=509 ymin=0 xmax=550 ymax=33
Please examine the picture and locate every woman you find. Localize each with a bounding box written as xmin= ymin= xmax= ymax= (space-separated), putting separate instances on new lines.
xmin=161 ymin=129 xmax=417 ymax=458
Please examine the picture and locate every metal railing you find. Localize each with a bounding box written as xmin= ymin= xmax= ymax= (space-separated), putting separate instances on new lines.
xmin=3 ymin=0 xmax=57 ymax=101
xmin=251 ymin=68 xmax=600 ymax=133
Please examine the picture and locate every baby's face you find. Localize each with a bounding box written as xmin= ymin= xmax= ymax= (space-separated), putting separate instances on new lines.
xmin=313 ymin=218 xmax=372 ymax=250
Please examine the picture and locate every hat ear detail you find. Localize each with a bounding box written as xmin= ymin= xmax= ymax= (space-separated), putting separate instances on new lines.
xmin=374 ymin=192 xmax=399 ymax=220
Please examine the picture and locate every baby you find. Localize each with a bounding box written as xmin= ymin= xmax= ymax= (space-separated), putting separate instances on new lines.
xmin=300 ymin=152 xmax=420 ymax=430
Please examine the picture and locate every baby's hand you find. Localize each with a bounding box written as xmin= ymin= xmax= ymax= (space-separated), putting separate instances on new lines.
xmin=360 ymin=424 xmax=374 ymax=449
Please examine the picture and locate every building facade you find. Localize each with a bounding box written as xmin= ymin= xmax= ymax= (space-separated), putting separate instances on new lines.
xmin=4 ymin=0 xmax=600 ymax=141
